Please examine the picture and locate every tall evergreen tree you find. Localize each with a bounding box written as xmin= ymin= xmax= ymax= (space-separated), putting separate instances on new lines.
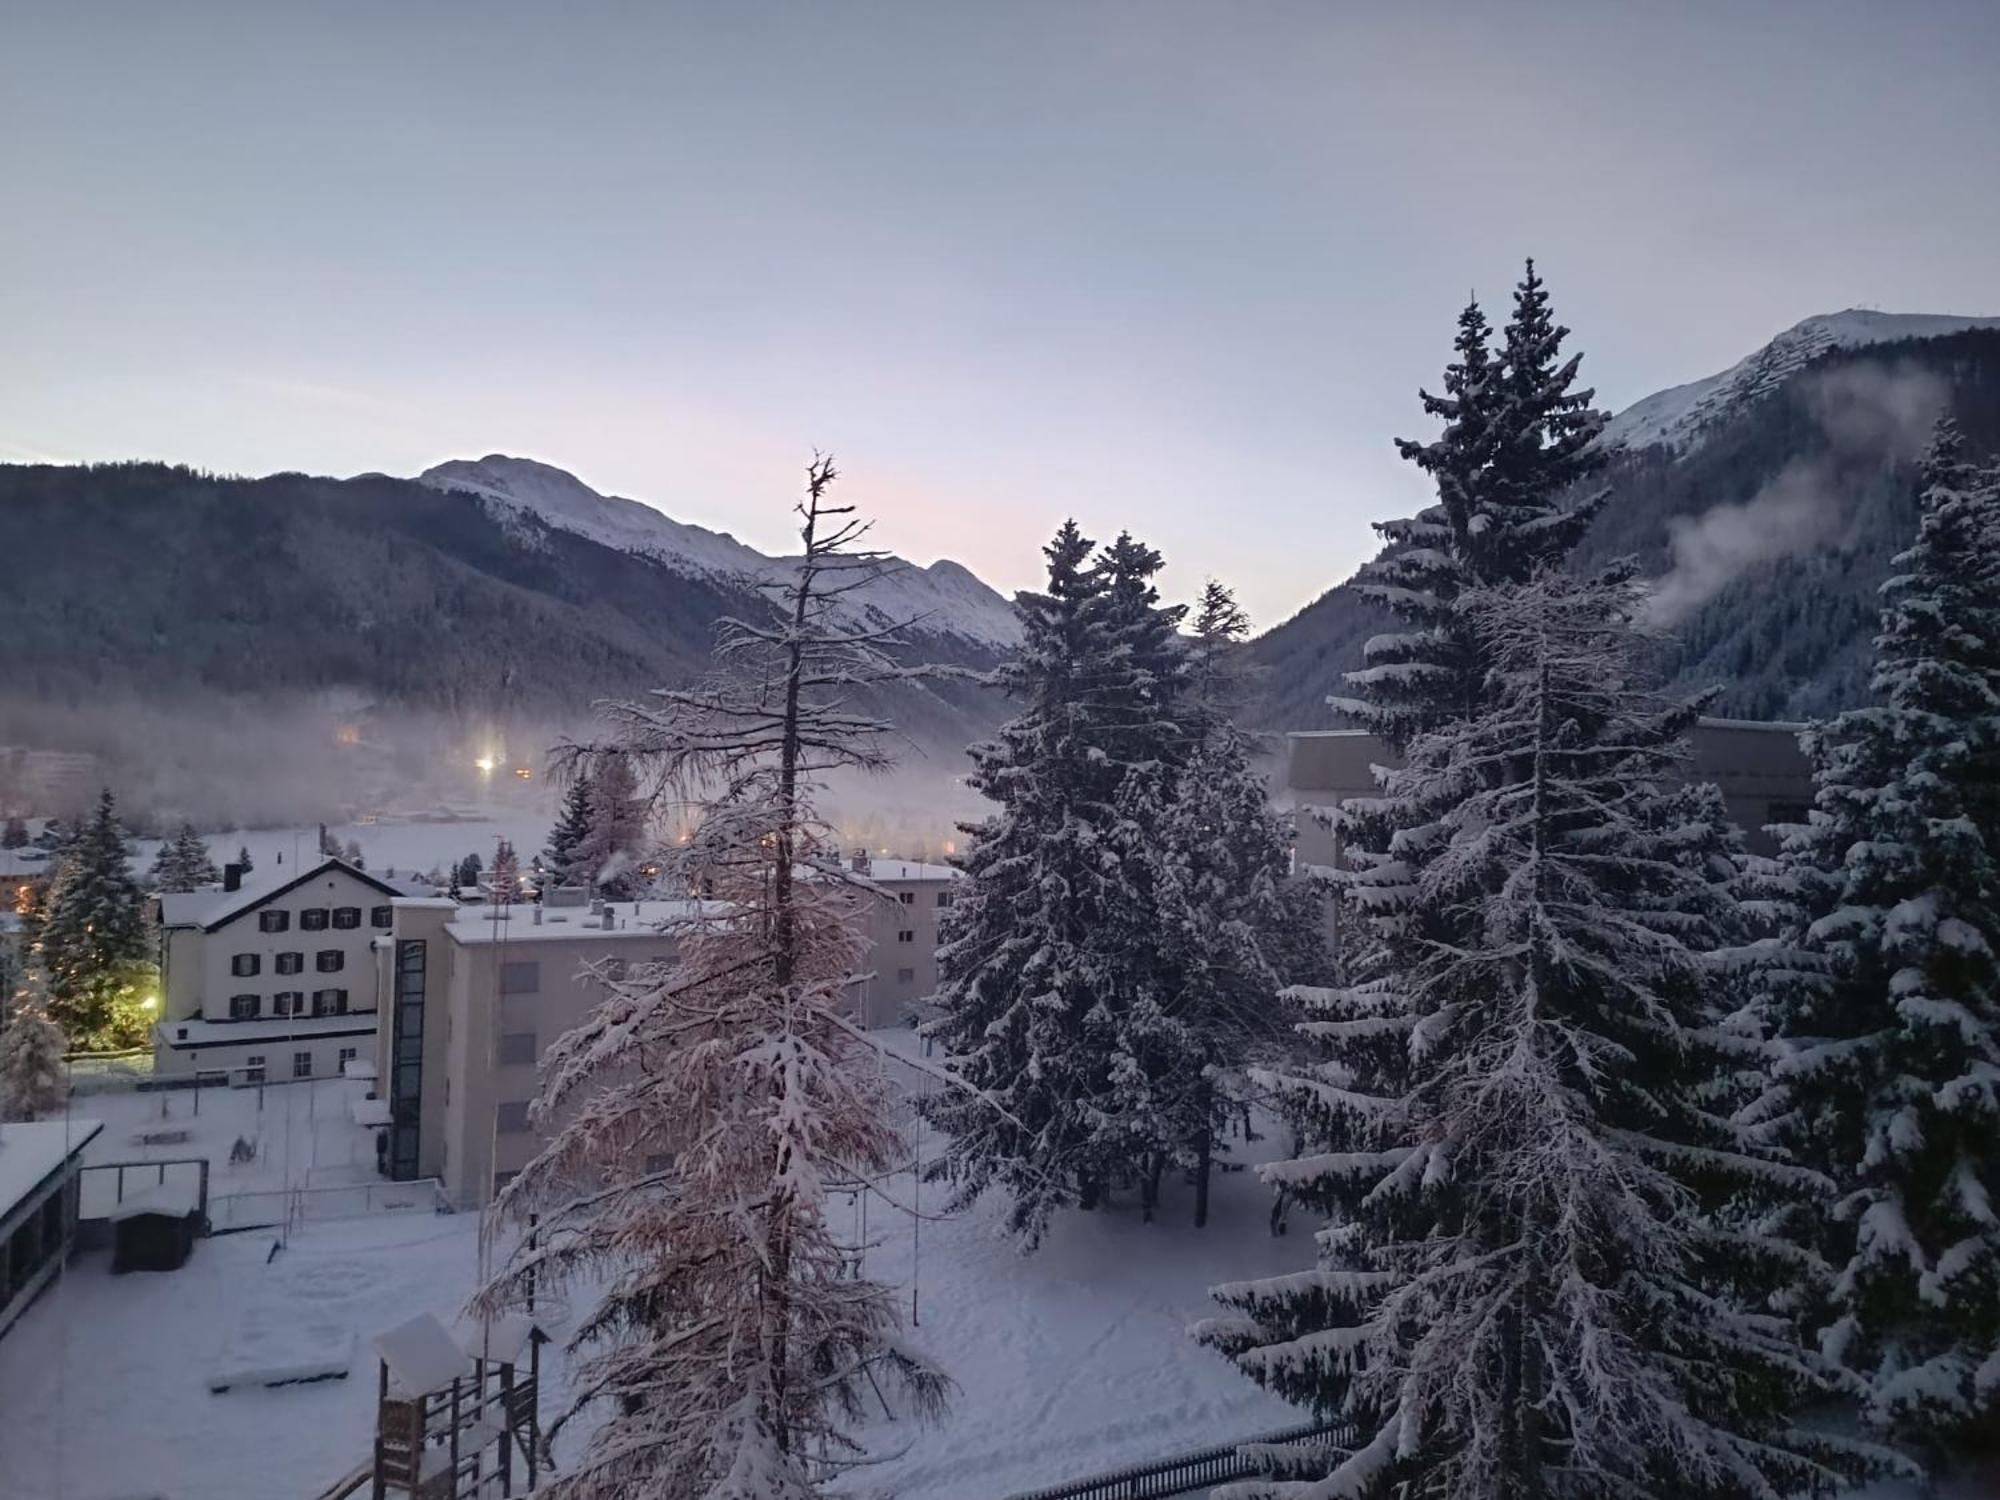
xmin=0 ymin=815 xmax=27 ymax=850
xmin=1156 ymin=580 xmax=1316 ymax=1226
xmin=234 ymin=844 xmax=253 ymax=876
xmin=1339 ymin=262 xmax=1608 ymax=748
xmin=544 ymin=774 xmax=595 ymax=887
xmin=477 ymin=456 xmax=948 ymax=1497
xmin=1759 ymin=421 xmax=2000 ymax=1450
xmin=1200 ymin=574 xmax=1869 ymax=1499
xmin=576 ymin=753 xmax=648 ymax=900
xmin=924 ymin=522 xmax=1173 ymax=1241
xmin=38 ymin=789 xmax=151 ymax=1045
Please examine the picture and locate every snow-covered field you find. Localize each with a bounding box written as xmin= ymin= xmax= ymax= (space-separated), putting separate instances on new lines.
xmin=4 ymin=1052 xmax=1987 ymax=1499
xmin=128 ymin=813 xmax=555 ymax=887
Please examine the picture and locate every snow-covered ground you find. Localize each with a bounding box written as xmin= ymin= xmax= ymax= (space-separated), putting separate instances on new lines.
xmin=4 ymin=1048 xmax=1986 ymax=1499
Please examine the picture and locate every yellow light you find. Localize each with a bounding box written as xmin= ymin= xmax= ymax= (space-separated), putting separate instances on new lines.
xmin=474 ymin=756 xmax=497 ymax=774
xmin=140 ymin=995 xmax=158 ymax=1012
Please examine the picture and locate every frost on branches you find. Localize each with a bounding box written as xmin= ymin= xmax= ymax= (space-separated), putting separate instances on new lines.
xmin=1757 ymin=420 xmax=2000 ymax=1450
xmin=474 ymin=458 xmax=949 ymax=1500
xmin=1337 ymin=261 xmax=1607 ymax=749
xmin=1198 ymin=574 xmax=1872 ymax=1500
xmin=0 ymin=1006 xmax=67 ymax=1122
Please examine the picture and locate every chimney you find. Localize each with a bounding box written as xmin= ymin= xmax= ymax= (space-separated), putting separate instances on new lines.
xmin=223 ymin=863 xmax=244 ymax=892
xmin=850 ymin=848 xmax=870 ymax=875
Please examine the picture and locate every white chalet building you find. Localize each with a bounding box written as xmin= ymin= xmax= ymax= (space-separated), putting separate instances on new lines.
xmin=152 ymin=856 xmax=417 ymax=1085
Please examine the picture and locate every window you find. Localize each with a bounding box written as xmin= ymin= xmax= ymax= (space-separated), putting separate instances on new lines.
xmin=258 ymin=910 xmax=290 ymax=933
xmin=230 ymin=953 xmax=260 ymax=977
xmin=275 ymin=951 xmax=303 ymax=975
xmin=243 ymin=1055 xmax=266 ymax=1084
xmin=312 ymin=988 xmax=348 ymax=1017
xmin=300 ymin=908 xmax=329 ymax=931
xmin=498 ymin=1032 xmax=539 ymax=1066
xmin=644 ymin=1152 xmax=675 ymax=1174
xmin=493 ymin=1170 xmax=517 ymax=1195
xmin=316 ymin=949 xmax=345 ymax=973
xmin=936 ymin=891 xmax=954 ymax=909
xmin=496 ymin=1101 xmax=532 ymax=1135
xmin=370 ymin=905 xmax=393 ymax=929
xmin=293 ymin=1051 xmax=313 ymax=1079
xmin=499 ymin=961 xmax=541 ymax=996
xmin=229 ymin=993 xmax=260 ymax=1020
xmin=896 ymin=967 xmax=915 ymax=984
xmin=896 ymin=929 xmax=914 ymax=944
xmin=338 ymin=1047 xmax=358 ymax=1070
xmin=332 ymin=906 xmax=361 ymax=930
xmin=273 ymin=991 xmax=301 ymax=1017
xmin=898 ymin=891 xmax=915 ymax=905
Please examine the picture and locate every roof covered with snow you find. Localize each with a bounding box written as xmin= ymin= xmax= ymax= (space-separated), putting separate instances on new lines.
xmin=853 ymin=859 xmax=961 ymax=883
xmin=156 ymin=1013 xmax=379 ymax=1049
xmin=156 ymin=856 xmax=410 ymax=931
xmin=1598 ymin=310 xmax=2000 ymax=455
xmin=0 ymin=1118 xmax=105 ymax=1216
xmin=445 ymin=897 xmax=723 ymax=945
xmin=0 ymin=848 xmax=55 ymax=880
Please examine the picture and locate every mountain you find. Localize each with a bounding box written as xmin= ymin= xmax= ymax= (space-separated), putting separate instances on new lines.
xmin=417 ymin=455 xmax=1021 ymax=649
xmin=0 ymin=461 xmax=1013 ymax=825
xmin=1251 ymin=313 xmax=2000 ymax=729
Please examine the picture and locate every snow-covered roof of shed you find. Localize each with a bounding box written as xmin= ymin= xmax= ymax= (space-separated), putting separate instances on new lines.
xmin=0 ymin=1118 xmax=105 ymax=1216
xmin=373 ymin=1312 xmax=474 ymax=1396
xmin=106 ymin=1182 xmax=202 ymax=1221
xmin=0 ymin=848 xmax=55 ymax=879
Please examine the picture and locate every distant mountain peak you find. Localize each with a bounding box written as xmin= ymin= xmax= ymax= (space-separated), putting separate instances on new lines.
xmin=417 ymin=454 xmax=1020 ymax=648
xmin=1598 ymin=309 xmax=2000 ymax=455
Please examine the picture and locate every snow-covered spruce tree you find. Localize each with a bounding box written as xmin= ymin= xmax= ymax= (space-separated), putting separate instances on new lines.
xmin=38 ymin=789 xmax=151 ymax=1046
xmin=149 ymin=822 xmax=219 ymax=894
xmin=1340 ymin=262 xmax=1607 ymax=748
xmin=475 ymin=457 xmax=948 ymax=1499
xmin=2 ymin=814 xmax=29 ymax=849
xmin=543 ymin=774 xmax=595 ymax=887
xmin=1199 ymin=572 xmax=1870 ymax=1500
xmin=234 ymin=844 xmax=252 ymax=875
xmin=0 ymin=1004 xmax=68 ymax=1122
xmin=921 ymin=522 xmax=1194 ymax=1241
xmin=575 ymin=752 xmax=648 ymax=899
xmin=1759 ymin=421 xmax=2000 ymax=1450
xmin=1156 ymin=580 xmax=1320 ymax=1227
xmin=487 ymin=839 xmax=520 ymax=902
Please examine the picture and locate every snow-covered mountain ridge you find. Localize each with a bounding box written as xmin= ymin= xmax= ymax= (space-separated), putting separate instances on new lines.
xmin=418 ymin=455 xmax=1021 ymax=648
xmin=1598 ymin=310 xmax=2000 ymax=455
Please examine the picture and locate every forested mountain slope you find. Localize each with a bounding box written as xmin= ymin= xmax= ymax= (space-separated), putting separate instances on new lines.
xmin=1251 ymin=321 xmax=2000 ymax=727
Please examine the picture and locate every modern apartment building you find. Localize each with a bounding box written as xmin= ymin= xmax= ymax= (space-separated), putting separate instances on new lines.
xmin=846 ymin=854 xmax=962 ymax=1029
xmin=375 ymin=854 xmax=964 ymax=1207
xmin=152 ymin=856 xmax=419 ymax=1084
xmin=373 ymin=895 xmax=700 ymax=1206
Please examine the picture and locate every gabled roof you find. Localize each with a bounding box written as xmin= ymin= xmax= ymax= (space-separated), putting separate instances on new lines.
xmin=157 ymin=856 xmax=409 ymax=934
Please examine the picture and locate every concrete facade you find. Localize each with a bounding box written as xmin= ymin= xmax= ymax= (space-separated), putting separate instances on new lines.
xmin=846 ymin=856 xmax=962 ymax=1029
xmin=1284 ymin=717 xmax=1816 ymax=875
xmin=152 ymin=857 xmax=406 ymax=1084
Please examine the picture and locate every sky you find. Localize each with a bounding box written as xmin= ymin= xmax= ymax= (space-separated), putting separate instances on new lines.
xmin=4 ymin=1 xmax=1997 ymax=627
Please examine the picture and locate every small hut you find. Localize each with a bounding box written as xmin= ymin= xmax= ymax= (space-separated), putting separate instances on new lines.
xmin=109 ymin=1182 xmax=203 ymax=1273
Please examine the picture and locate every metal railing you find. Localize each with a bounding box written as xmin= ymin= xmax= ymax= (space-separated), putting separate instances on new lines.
xmin=77 ymin=1157 xmax=211 ymax=1222
xmin=208 ymin=1176 xmax=452 ymax=1233
xmin=1003 ymin=1421 xmax=1347 ymax=1500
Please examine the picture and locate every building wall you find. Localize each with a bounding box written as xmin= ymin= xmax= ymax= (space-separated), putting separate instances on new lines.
xmin=152 ymin=1025 xmax=374 ymax=1084
xmin=182 ymin=867 xmax=394 ymax=1025
xmin=849 ymin=865 xmax=960 ymax=1029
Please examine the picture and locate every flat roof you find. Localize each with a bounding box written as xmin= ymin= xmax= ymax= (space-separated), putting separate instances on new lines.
xmin=855 ymin=860 xmax=960 ymax=883
xmin=0 ymin=1118 xmax=106 ymax=1216
xmin=446 ymin=898 xmax=723 ymax=945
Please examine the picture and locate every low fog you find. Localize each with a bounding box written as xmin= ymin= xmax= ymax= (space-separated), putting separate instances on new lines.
xmin=0 ymin=689 xmax=993 ymax=857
